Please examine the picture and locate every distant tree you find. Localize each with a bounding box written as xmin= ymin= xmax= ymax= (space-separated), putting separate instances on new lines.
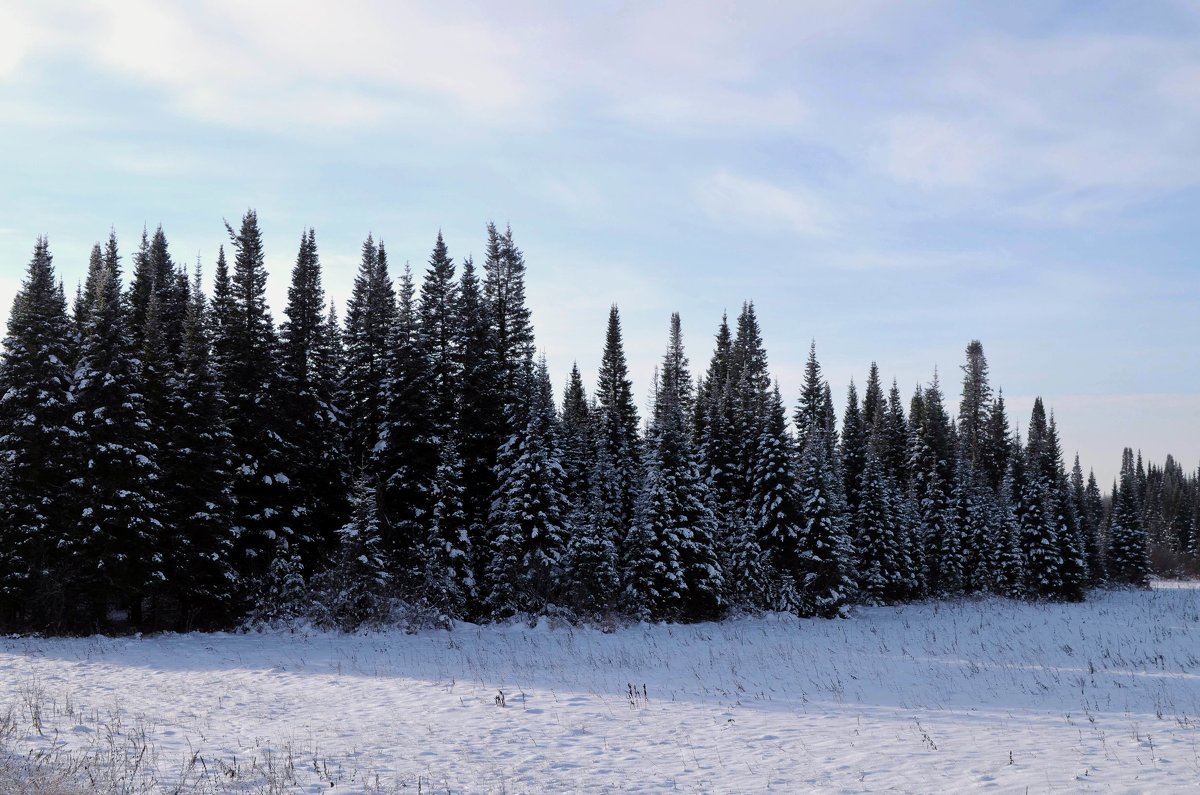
xmin=840 ymin=380 xmax=866 ymax=514
xmin=1108 ymin=447 xmax=1150 ymax=587
xmin=958 ymin=340 xmax=992 ymax=471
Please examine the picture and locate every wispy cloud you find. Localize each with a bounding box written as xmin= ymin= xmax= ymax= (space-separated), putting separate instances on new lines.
xmin=874 ymin=33 xmax=1200 ymax=221
xmin=695 ymin=171 xmax=831 ymax=237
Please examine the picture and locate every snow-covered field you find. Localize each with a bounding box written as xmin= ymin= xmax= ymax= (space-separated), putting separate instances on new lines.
xmin=3 ymin=586 xmax=1200 ymax=793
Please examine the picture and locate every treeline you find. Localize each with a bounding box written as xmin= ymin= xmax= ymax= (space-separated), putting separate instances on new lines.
xmin=0 ymin=211 xmax=1185 ymax=633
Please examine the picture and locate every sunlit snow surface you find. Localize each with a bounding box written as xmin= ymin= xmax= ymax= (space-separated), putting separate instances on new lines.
xmin=3 ymin=585 xmax=1200 ymax=793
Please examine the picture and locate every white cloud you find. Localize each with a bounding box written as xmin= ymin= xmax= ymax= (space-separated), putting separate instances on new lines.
xmin=0 ymin=4 xmax=39 ymax=78
xmin=880 ymin=114 xmax=995 ymax=189
xmin=695 ymin=171 xmax=831 ymax=237
xmin=876 ymin=34 xmax=1200 ymax=220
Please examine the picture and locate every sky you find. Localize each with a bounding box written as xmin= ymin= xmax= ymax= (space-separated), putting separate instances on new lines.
xmin=1 ymin=0 xmax=1198 ymax=486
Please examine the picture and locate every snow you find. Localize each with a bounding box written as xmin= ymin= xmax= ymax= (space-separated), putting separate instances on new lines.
xmin=2 ymin=585 xmax=1200 ymax=793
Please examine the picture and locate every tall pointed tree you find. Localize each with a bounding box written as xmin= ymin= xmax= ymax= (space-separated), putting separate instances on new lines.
xmin=163 ymin=269 xmax=236 ymax=628
xmin=217 ymin=210 xmax=292 ymax=604
xmin=0 ymin=238 xmax=76 ymax=627
xmin=373 ymin=263 xmax=437 ymax=583
xmin=591 ymin=305 xmax=642 ymax=548
xmin=487 ymin=357 xmax=570 ymax=617
xmin=626 ymin=314 xmax=723 ymax=621
xmin=342 ymin=235 xmax=397 ymax=471
xmin=1108 ymin=447 xmax=1150 ymax=587
xmin=277 ymin=228 xmax=349 ymax=573
xmin=68 ymin=251 xmax=162 ymax=627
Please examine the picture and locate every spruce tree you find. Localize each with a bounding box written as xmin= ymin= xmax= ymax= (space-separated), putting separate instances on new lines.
xmin=163 ymin=270 xmax=236 ymax=628
xmin=454 ymin=255 xmax=504 ymax=601
xmin=317 ymin=476 xmax=391 ymax=629
xmin=911 ymin=374 xmax=963 ymax=596
xmin=591 ymin=305 xmax=642 ymax=550
xmin=840 ymin=380 xmax=866 ymax=514
xmin=278 ymin=229 xmax=350 ymax=573
xmin=68 ymin=253 xmax=162 ymax=627
xmin=794 ymin=341 xmax=825 ymax=454
xmin=1046 ymin=415 xmax=1087 ymax=600
xmin=626 ymin=314 xmax=724 ymax=621
xmin=419 ymin=232 xmax=460 ymax=437
xmin=1108 ymin=447 xmax=1150 ymax=587
xmin=423 ymin=431 xmax=473 ymax=620
xmin=793 ymin=426 xmax=856 ymax=617
xmin=853 ymin=427 xmax=911 ymax=604
xmin=726 ymin=304 xmax=772 ymax=610
xmin=217 ymin=210 xmax=292 ymax=606
xmin=0 ymin=238 xmax=76 ymax=628
xmin=342 ymin=235 xmax=397 ymax=471
xmin=560 ymin=363 xmax=592 ymax=507
xmin=752 ymin=384 xmax=806 ymax=612
xmin=958 ymin=340 xmax=992 ymax=471
xmin=1083 ymin=469 xmax=1107 ymax=583
xmin=487 ymin=358 xmax=570 ymax=617
xmin=374 ymin=264 xmax=437 ymax=582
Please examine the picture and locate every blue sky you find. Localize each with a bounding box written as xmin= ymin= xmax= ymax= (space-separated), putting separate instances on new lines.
xmin=1 ymin=0 xmax=1198 ymax=485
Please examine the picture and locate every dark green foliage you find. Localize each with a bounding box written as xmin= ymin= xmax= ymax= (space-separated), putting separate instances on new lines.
xmin=278 ymin=229 xmax=350 ymax=574
xmin=626 ymin=314 xmax=724 ymax=622
xmin=454 ymin=255 xmax=504 ymax=598
xmin=591 ymin=305 xmax=642 ymax=542
xmin=68 ymin=250 xmax=163 ymax=626
xmin=375 ymin=264 xmax=436 ymax=580
xmin=342 ymin=235 xmax=397 ymax=472
xmin=217 ymin=210 xmax=292 ymax=600
xmin=487 ymin=359 xmax=569 ymax=617
xmin=1108 ymin=448 xmax=1150 ymax=587
xmin=0 ymin=238 xmax=76 ymax=627
xmin=162 ymin=272 xmax=236 ymax=628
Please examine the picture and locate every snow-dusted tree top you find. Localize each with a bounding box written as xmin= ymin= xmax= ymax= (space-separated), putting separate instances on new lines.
xmin=0 ymin=213 xmax=1183 ymax=634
